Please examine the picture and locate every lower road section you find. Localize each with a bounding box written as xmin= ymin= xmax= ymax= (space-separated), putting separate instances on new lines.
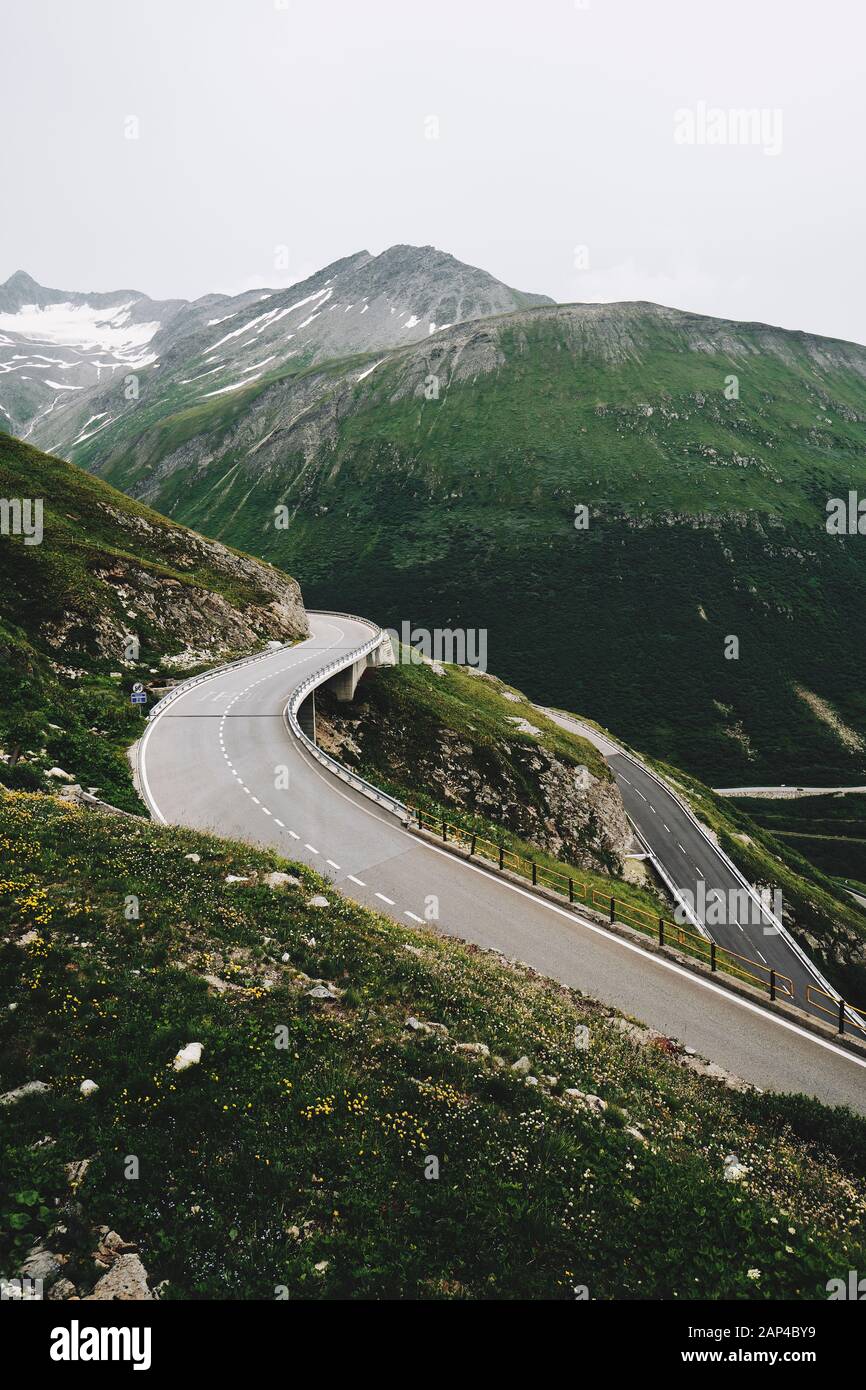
xmin=139 ymin=614 xmax=866 ymax=1114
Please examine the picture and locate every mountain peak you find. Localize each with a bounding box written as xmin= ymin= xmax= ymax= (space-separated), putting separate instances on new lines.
xmin=2 ymin=269 xmax=42 ymax=292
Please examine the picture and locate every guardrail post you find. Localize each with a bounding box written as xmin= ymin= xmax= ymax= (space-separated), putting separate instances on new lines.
xmin=839 ymin=998 xmax=845 ymax=1035
xmin=498 ymin=845 xmax=504 ymax=870
xmin=442 ymin=819 xmax=447 ymax=842
xmin=531 ymin=861 xmax=537 ymax=886
xmin=609 ymin=896 xmax=615 ymax=924
xmin=710 ymin=942 xmax=716 ymax=973
xmin=658 ymin=917 xmax=664 ymax=946
xmin=769 ymin=969 xmax=775 ymax=1001
xmin=470 ymin=833 xmax=476 ymax=856
xmin=568 ymin=878 xmax=574 ymax=903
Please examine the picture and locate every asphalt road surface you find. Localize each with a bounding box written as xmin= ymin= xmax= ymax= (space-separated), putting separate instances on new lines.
xmin=138 ymin=613 xmax=866 ymax=1114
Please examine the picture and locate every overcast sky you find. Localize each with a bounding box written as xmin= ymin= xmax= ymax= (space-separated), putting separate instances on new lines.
xmin=2 ymin=0 xmax=863 ymax=342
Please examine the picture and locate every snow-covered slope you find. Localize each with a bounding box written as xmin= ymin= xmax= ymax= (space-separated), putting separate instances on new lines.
xmin=0 ymin=248 xmax=552 ymax=456
xmin=0 ymin=271 xmax=185 ymax=439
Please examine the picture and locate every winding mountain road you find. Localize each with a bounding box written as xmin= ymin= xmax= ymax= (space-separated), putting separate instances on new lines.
xmin=138 ymin=613 xmax=866 ymax=1114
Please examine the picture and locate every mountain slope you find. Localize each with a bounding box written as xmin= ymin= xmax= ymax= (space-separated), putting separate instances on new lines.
xmin=0 ymin=271 xmax=185 ymax=439
xmin=0 ymin=433 xmax=308 ymax=808
xmin=3 ymin=789 xmax=866 ymax=1299
xmin=73 ymin=299 xmax=866 ymax=786
xmin=3 ymin=247 xmax=553 ymax=458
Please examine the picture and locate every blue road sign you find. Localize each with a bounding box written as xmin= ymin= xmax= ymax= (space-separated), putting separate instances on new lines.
xmin=130 ymin=692 xmax=148 ymax=705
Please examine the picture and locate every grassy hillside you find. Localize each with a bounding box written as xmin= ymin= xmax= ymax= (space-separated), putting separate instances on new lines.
xmin=2 ymin=789 xmax=866 ymax=1300
xmin=76 ymin=302 xmax=866 ymax=787
xmin=0 ymin=434 xmax=307 ymax=810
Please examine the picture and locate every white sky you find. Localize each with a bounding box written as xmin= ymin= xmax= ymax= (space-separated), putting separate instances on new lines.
xmin=1 ymin=0 xmax=864 ymax=343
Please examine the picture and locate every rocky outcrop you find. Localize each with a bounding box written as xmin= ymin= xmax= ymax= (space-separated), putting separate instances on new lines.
xmin=317 ymin=689 xmax=632 ymax=875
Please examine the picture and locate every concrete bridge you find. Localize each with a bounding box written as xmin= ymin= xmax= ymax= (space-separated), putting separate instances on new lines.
xmin=297 ymin=627 xmax=394 ymax=741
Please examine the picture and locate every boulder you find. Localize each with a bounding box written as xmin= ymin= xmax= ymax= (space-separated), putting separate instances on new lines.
xmin=265 ymin=872 xmax=300 ymax=890
xmin=563 ymin=1088 xmax=607 ymax=1114
xmin=172 ymin=1042 xmax=203 ymax=1072
xmin=0 ymin=1080 xmax=51 ymax=1106
xmin=20 ymin=1244 xmax=62 ymax=1286
xmin=47 ymin=1278 xmax=78 ymax=1300
xmin=405 ymin=1017 xmax=449 ymax=1038
xmin=86 ymin=1253 xmax=154 ymax=1301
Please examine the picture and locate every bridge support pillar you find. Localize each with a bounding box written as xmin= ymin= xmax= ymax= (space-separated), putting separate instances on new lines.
xmin=298 ymin=691 xmax=316 ymax=743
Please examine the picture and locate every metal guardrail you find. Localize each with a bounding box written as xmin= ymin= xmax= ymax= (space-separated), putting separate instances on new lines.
xmin=282 ymin=613 xmax=410 ymax=823
xmin=408 ymin=804 xmax=806 ymax=1008
xmin=148 ymin=645 xmax=287 ymax=720
xmin=806 ymin=984 xmax=866 ymax=1042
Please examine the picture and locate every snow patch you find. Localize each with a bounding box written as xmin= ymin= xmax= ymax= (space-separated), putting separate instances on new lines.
xmin=0 ymin=299 xmax=160 ymax=365
xmin=356 ymin=360 xmax=383 ymax=382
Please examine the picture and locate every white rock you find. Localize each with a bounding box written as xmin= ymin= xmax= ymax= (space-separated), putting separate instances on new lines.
xmin=264 ymin=872 xmax=300 ymax=890
xmin=404 ymin=1016 xmax=448 ymax=1037
xmin=184 ymin=853 xmax=201 ymax=863
xmin=511 ymin=1055 xmax=532 ymax=1074
xmin=0 ymin=1080 xmax=51 ymax=1106
xmin=723 ymin=1154 xmax=748 ymax=1182
xmin=79 ymin=1079 xmax=99 ymax=1097
xmin=307 ymin=984 xmax=338 ymax=1000
xmin=455 ymin=1042 xmax=490 ymax=1056
xmin=225 ymin=874 xmax=250 ymax=884
xmin=307 ymin=895 xmax=329 ymax=908
xmin=172 ymin=1042 xmax=203 ymax=1072
xmin=563 ymin=1088 xmax=607 ymax=1114
xmin=46 ymin=767 xmax=74 ymax=781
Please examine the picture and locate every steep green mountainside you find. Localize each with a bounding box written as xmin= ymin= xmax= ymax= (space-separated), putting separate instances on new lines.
xmin=0 ymin=434 xmax=308 ymax=808
xmin=2 ymin=790 xmax=866 ymax=1299
xmin=729 ymin=793 xmax=866 ymax=896
xmin=73 ymin=301 xmax=866 ymax=786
